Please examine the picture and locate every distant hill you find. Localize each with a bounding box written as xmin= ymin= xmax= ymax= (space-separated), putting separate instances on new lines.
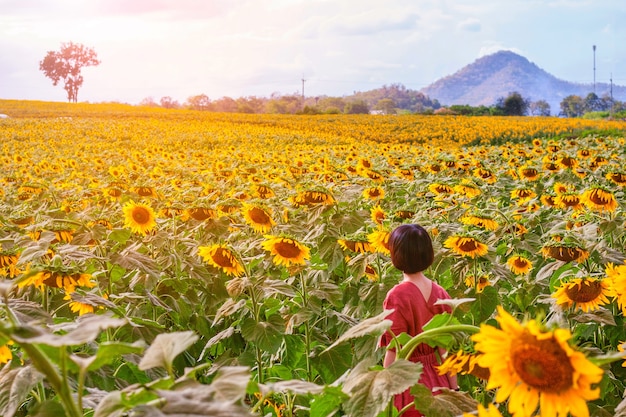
xmin=420 ymin=50 xmax=626 ymax=113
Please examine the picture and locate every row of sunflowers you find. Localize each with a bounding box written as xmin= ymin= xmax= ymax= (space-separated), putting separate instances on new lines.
xmin=0 ymin=101 xmax=625 ymax=417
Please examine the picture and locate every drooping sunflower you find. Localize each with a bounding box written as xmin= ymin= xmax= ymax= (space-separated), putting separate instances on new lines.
xmin=261 ymin=235 xmax=310 ymax=267
xmin=186 ymin=207 xmax=218 ymax=221
xmin=518 ymin=167 xmax=540 ymax=181
xmin=438 ymin=350 xmax=490 ymax=380
xmin=557 ymin=155 xmax=578 ymax=170
xmin=444 ymin=235 xmax=488 ymax=258
xmin=506 ymin=255 xmax=533 ymax=275
xmin=428 ymin=183 xmax=454 ymax=195
xmin=541 ymin=244 xmax=589 ymax=263
xmin=367 ymin=229 xmax=390 ymax=255
xmin=581 ymin=187 xmax=618 ymax=213
xmin=554 ymin=193 xmax=584 ymax=211
xmin=605 ymin=172 xmax=626 ymax=186
xmin=242 ymin=204 xmax=275 ymax=233
xmin=123 ymin=201 xmax=157 ymax=235
xmin=337 ymin=239 xmax=372 ymax=254
xmin=454 ymin=183 xmax=482 ymax=199
xmin=510 ymin=188 xmax=537 ymax=204
xmin=134 ymin=186 xmax=158 ymax=198
xmin=472 ymin=306 xmax=603 ymax=417
xmin=552 ymin=277 xmax=613 ymax=313
xmin=64 ymin=293 xmax=95 ymax=315
xmin=17 ymin=269 xmax=96 ymax=293
xmin=461 ymin=214 xmax=499 ymax=231
xmin=198 ymin=244 xmax=245 ymax=276
xmin=473 ymin=168 xmax=497 ymax=184
xmin=290 ymin=189 xmax=335 ymax=207
xmin=254 ymin=184 xmax=275 ymax=199
xmin=606 ymin=262 xmax=626 ymax=314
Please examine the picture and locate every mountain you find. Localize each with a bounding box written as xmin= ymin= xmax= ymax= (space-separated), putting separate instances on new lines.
xmin=420 ymin=50 xmax=626 ymax=113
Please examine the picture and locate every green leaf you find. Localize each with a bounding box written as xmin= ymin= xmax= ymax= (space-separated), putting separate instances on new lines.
xmin=411 ymin=385 xmax=478 ymax=416
xmin=323 ymin=309 xmax=392 ymax=353
xmin=283 ymin=334 xmax=305 ymax=369
xmin=12 ymin=313 xmax=127 ymax=347
xmin=311 ymin=343 xmax=352 ymax=384
xmin=240 ymin=314 xmax=284 ymax=354
xmin=0 ymin=363 xmax=43 ymax=417
xmin=108 ymin=228 xmax=131 ymax=244
xmin=29 ymin=399 xmax=67 ymax=417
xmin=138 ymin=331 xmax=199 ymax=371
xmin=310 ymin=386 xmax=347 ymax=417
xmin=266 ymin=379 xmax=325 ymax=395
xmin=93 ymin=391 xmax=126 ymax=417
xmin=471 ymin=285 xmax=498 ymax=323
xmin=343 ymin=359 xmax=422 ymax=417
xmin=71 ymin=341 xmax=145 ymax=372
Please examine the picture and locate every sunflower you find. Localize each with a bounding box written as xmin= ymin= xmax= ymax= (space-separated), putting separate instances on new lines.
xmin=605 ymin=172 xmax=626 ymax=186
xmin=464 ymin=274 xmax=492 ymax=293
xmin=64 ymin=293 xmax=95 ymax=315
xmin=186 ymin=207 xmax=218 ymax=221
xmin=454 ymin=183 xmax=482 ymax=198
xmin=429 ymin=183 xmax=454 ymax=195
xmin=290 ymin=189 xmax=335 ymax=207
xmin=370 ymin=205 xmax=386 ymax=225
xmin=552 ymin=278 xmax=613 ymax=313
xmin=261 ymin=235 xmax=310 ymax=267
xmin=242 ymin=204 xmax=275 ymax=233
xmin=438 ymin=350 xmax=490 ymax=380
xmin=367 ymin=229 xmax=390 ymax=254
xmin=541 ymin=244 xmax=589 ymax=263
xmin=17 ymin=270 xmax=96 ymax=293
xmin=472 ymin=306 xmax=603 ymax=417
xmin=506 ymin=255 xmax=533 ymax=275
xmin=557 ymin=155 xmax=578 ymax=170
xmin=0 ymin=251 xmax=20 ymax=278
xmin=364 ymin=264 xmax=379 ymax=281
xmin=0 ymin=343 xmax=12 ymax=364
xmin=581 ymin=187 xmax=618 ymax=212
xmin=540 ymin=194 xmax=556 ymax=207
xmin=198 ymin=244 xmax=245 ymax=276
xmin=394 ymin=210 xmax=415 ymax=220
xmin=134 ymin=186 xmax=157 ymax=198
xmin=519 ymin=167 xmax=540 ymax=181
xmin=444 ymin=235 xmax=488 ymax=258
xmin=337 ymin=239 xmax=372 ymax=254
xmin=510 ymin=188 xmax=537 ymax=204
xmin=461 ymin=214 xmax=499 ymax=231
xmin=123 ymin=201 xmax=157 ymax=234
xmin=462 ymin=404 xmax=504 ymax=417
xmin=254 ymin=184 xmax=275 ymax=199
xmin=606 ymin=262 xmax=626 ymax=315
xmin=554 ymin=193 xmax=584 ymax=211
xmin=362 ymin=186 xmax=385 ymax=200
xmin=473 ymin=168 xmax=497 ymax=184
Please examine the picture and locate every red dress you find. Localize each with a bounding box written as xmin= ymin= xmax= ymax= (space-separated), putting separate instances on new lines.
xmin=379 ymin=281 xmax=455 ymax=417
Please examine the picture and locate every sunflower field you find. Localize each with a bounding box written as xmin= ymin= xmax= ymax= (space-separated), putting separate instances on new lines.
xmin=1 ymin=99 xmax=626 ymax=417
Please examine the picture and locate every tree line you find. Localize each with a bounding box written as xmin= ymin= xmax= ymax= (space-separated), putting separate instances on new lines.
xmin=39 ymin=42 xmax=625 ymax=118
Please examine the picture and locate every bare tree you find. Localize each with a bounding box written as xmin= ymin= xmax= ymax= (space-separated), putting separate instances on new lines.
xmin=39 ymin=42 xmax=100 ymax=102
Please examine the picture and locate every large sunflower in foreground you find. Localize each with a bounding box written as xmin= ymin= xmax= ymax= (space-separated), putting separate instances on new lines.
xmin=123 ymin=201 xmax=157 ymax=235
xmin=552 ymin=277 xmax=613 ymax=313
xmin=198 ymin=244 xmax=245 ymax=276
xmin=472 ymin=306 xmax=603 ymax=417
xmin=242 ymin=203 xmax=275 ymax=233
xmin=444 ymin=235 xmax=488 ymax=258
xmin=261 ymin=235 xmax=310 ymax=267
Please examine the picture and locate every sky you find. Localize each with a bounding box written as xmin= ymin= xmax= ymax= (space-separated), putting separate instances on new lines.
xmin=1 ymin=0 xmax=625 ymax=105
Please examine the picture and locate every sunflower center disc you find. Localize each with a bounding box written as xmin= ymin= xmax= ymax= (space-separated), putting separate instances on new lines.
xmin=511 ymin=334 xmax=574 ymax=393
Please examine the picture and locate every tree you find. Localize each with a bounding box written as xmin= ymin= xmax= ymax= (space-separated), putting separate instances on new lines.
xmin=495 ymin=92 xmax=529 ymax=116
xmin=39 ymin=42 xmax=100 ymax=102
xmin=529 ymin=100 xmax=551 ymax=116
xmin=374 ymin=98 xmax=397 ymax=115
xmin=186 ymin=94 xmax=211 ymax=111
xmin=344 ymin=100 xmax=369 ymax=114
xmin=160 ymin=96 xmax=180 ymax=109
xmin=560 ymin=95 xmax=584 ymax=117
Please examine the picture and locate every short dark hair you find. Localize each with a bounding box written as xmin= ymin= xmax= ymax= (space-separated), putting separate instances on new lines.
xmin=388 ymin=224 xmax=434 ymax=273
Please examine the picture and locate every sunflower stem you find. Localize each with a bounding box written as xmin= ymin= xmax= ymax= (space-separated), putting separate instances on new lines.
xmin=397 ymin=324 xmax=480 ymax=361
xmin=299 ymin=273 xmax=313 ymax=381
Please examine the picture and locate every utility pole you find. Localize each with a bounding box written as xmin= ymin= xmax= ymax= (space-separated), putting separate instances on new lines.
xmin=301 ymin=77 xmax=306 ymax=109
xmin=593 ymin=45 xmax=596 ymax=94
xmin=610 ymin=72 xmax=614 ymax=117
